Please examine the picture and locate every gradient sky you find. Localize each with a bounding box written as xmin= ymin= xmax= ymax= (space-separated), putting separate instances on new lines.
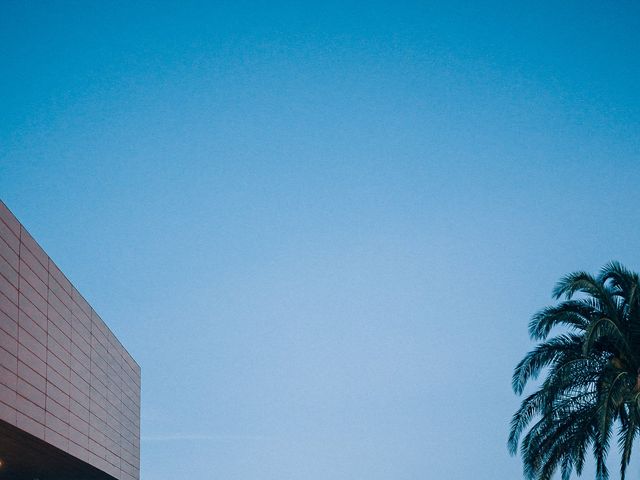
xmin=1 ymin=2 xmax=640 ymax=479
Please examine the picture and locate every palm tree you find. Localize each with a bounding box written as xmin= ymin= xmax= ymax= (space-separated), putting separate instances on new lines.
xmin=509 ymin=262 xmax=640 ymax=480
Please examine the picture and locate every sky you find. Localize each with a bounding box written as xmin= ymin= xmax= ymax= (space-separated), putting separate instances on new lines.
xmin=1 ymin=1 xmax=640 ymax=478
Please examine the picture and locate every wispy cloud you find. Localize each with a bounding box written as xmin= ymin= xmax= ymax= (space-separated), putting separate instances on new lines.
xmin=142 ymin=433 xmax=271 ymax=442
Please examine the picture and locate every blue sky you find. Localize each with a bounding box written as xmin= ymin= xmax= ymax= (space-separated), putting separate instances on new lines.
xmin=1 ymin=1 xmax=640 ymax=478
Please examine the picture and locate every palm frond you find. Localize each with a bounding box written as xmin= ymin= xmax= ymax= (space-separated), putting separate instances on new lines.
xmin=552 ymin=271 xmax=602 ymax=300
xmin=599 ymin=261 xmax=637 ymax=297
xmin=512 ymin=334 xmax=583 ymax=395
xmin=618 ymin=410 xmax=637 ymax=480
xmin=528 ymin=301 xmax=593 ymax=340
xmin=510 ymin=263 xmax=640 ymax=480
xmin=583 ymin=317 xmax=636 ymax=366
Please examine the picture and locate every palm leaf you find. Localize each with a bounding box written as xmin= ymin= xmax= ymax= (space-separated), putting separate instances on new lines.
xmin=510 ymin=263 xmax=640 ymax=480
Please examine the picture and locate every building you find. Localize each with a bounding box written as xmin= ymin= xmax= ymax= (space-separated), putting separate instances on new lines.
xmin=0 ymin=201 xmax=140 ymax=480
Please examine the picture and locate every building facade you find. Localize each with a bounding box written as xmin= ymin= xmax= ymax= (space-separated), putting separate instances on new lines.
xmin=0 ymin=201 xmax=140 ymax=480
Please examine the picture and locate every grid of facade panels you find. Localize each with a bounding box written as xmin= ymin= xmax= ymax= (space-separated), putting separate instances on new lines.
xmin=0 ymin=201 xmax=140 ymax=480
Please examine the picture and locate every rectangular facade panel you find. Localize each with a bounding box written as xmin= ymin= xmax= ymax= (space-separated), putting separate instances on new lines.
xmin=0 ymin=200 xmax=141 ymax=480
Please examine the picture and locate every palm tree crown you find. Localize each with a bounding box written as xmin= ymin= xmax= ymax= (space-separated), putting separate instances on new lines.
xmin=509 ymin=262 xmax=640 ymax=480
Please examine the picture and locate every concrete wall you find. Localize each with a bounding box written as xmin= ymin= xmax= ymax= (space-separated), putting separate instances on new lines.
xmin=0 ymin=201 xmax=140 ymax=480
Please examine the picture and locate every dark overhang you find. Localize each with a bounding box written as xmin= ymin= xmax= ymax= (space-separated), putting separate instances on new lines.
xmin=0 ymin=419 xmax=115 ymax=480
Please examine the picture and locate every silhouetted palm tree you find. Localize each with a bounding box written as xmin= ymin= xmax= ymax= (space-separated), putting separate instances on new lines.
xmin=509 ymin=262 xmax=640 ymax=480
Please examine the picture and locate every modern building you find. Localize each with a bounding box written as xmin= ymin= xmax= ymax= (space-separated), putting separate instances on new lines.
xmin=0 ymin=201 xmax=140 ymax=480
